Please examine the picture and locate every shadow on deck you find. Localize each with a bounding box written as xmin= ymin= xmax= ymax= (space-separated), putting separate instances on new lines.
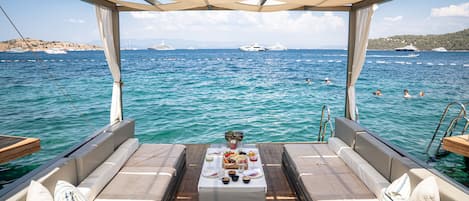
xmin=175 ymin=143 xmax=298 ymax=201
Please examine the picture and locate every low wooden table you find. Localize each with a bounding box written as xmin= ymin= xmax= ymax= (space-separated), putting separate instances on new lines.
xmin=0 ymin=135 xmax=40 ymax=164
xmin=197 ymin=145 xmax=267 ymax=201
xmin=442 ymin=134 xmax=469 ymax=167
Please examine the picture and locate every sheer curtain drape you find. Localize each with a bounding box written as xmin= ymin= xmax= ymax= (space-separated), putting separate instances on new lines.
xmin=348 ymin=5 xmax=376 ymax=121
xmin=96 ymin=5 xmax=122 ymax=124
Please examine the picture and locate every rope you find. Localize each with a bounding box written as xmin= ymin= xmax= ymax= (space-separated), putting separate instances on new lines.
xmin=0 ymin=4 xmax=95 ymax=131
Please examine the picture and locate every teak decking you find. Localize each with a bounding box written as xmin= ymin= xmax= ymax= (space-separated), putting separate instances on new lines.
xmin=0 ymin=135 xmax=40 ymax=164
xmin=443 ymin=135 xmax=469 ymax=157
xmin=175 ymin=143 xmax=298 ymax=201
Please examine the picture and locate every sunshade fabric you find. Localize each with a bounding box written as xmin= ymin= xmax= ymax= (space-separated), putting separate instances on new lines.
xmin=347 ymin=4 xmax=375 ymax=121
xmin=96 ymin=5 xmax=123 ymax=124
xmin=105 ymin=0 xmax=365 ymax=11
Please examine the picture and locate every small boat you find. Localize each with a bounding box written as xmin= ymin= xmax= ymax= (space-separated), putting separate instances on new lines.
xmin=6 ymin=47 xmax=28 ymax=53
xmin=267 ymin=43 xmax=287 ymax=51
xmin=44 ymin=48 xmax=67 ymax=54
xmin=407 ymin=53 xmax=419 ymax=58
xmin=239 ymin=43 xmax=266 ymax=52
xmin=148 ymin=41 xmax=175 ymax=51
xmin=432 ymin=47 xmax=447 ymax=52
xmin=395 ymin=44 xmax=418 ymax=51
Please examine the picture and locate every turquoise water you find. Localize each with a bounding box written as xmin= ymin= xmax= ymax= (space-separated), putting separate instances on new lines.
xmin=0 ymin=49 xmax=468 ymax=188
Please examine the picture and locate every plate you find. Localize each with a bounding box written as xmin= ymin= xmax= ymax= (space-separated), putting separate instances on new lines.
xmin=243 ymin=168 xmax=263 ymax=179
xmin=202 ymin=169 xmax=219 ymax=178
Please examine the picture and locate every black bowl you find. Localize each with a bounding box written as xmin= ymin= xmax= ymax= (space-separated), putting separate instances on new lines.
xmin=228 ymin=170 xmax=236 ymax=176
xmin=231 ymin=175 xmax=239 ymax=182
xmin=222 ymin=177 xmax=230 ymax=184
xmin=242 ymin=176 xmax=251 ymax=184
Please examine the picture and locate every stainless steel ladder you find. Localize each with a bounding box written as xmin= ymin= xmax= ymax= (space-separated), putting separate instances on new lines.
xmin=317 ymin=105 xmax=334 ymax=142
xmin=425 ymin=102 xmax=469 ymax=160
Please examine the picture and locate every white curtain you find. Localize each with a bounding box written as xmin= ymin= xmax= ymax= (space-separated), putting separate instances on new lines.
xmin=348 ymin=5 xmax=376 ymax=121
xmin=96 ymin=5 xmax=122 ymax=124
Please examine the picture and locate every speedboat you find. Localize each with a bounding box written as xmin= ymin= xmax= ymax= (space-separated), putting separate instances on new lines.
xmin=1 ymin=1 xmax=467 ymax=201
xmin=44 ymin=48 xmax=67 ymax=54
xmin=239 ymin=43 xmax=266 ymax=51
xmin=148 ymin=41 xmax=175 ymax=51
xmin=395 ymin=44 xmax=418 ymax=51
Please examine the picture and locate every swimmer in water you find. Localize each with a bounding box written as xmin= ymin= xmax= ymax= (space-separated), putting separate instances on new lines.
xmin=419 ymin=90 xmax=425 ymax=97
xmin=404 ymin=89 xmax=411 ymax=98
xmin=305 ymin=78 xmax=312 ymax=84
xmin=324 ymin=77 xmax=331 ymax=85
xmin=373 ymin=89 xmax=382 ymax=96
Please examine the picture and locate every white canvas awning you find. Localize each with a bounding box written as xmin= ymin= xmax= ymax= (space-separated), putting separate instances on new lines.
xmin=87 ymin=0 xmax=387 ymax=123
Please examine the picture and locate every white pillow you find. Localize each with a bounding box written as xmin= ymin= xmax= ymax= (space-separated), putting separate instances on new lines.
xmin=382 ymin=173 xmax=411 ymax=201
xmin=410 ymin=177 xmax=440 ymax=201
xmin=54 ymin=180 xmax=86 ymax=201
xmin=26 ymin=180 xmax=53 ymax=201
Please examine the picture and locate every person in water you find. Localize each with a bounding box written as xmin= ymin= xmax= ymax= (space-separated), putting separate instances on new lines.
xmin=324 ymin=78 xmax=331 ymax=85
xmin=373 ymin=89 xmax=382 ymax=96
xmin=404 ymin=89 xmax=411 ymax=98
xmin=305 ymin=78 xmax=312 ymax=84
xmin=419 ymin=90 xmax=425 ymax=97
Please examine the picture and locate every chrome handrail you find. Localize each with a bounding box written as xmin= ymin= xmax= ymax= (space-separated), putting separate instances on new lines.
xmin=425 ymin=102 xmax=467 ymax=157
xmin=318 ymin=105 xmax=334 ymax=142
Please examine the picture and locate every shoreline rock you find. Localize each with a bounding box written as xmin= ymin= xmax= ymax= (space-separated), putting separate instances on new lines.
xmin=0 ymin=38 xmax=102 ymax=52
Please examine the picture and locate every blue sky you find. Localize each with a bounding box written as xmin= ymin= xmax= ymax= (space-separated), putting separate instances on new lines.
xmin=0 ymin=0 xmax=468 ymax=48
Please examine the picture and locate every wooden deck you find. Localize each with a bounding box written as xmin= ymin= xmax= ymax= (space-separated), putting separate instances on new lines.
xmin=443 ymin=135 xmax=469 ymax=157
xmin=175 ymin=143 xmax=298 ymax=201
xmin=0 ymin=135 xmax=40 ymax=164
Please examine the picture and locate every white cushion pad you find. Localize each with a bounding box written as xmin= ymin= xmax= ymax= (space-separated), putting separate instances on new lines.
xmin=77 ymin=138 xmax=139 ymax=200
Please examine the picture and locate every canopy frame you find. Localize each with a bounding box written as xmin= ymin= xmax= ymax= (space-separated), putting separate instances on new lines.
xmin=83 ymin=0 xmax=389 ymax=123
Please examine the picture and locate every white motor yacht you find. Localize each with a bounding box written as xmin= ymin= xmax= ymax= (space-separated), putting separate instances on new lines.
xmin=395 ymin=44 xmax=418 ymax=51
xmin=239 ymin=43 xmax=266 ymax=51
xmin=148 ymin=41 xmax=176 ymax=51
xmin=44 ymin=48 xmax=67 ymax=54
xmin=432 ymin=47 xmax=448 ymax=52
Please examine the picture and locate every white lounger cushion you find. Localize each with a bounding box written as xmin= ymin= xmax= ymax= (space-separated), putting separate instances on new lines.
xmin=26 ymin=180 xmax=53 ymax=201
xmin=328 ymin=137 xmax=390 ymax=200
xmin=77 ymin=138 xmax=139 ymax=201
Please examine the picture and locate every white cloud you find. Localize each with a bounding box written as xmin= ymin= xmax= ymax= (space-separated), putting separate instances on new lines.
xmin=431 ymin=2 xmax=469 ymax=17
xmin=65 ymin=18 xmax=85 ymax=24
xmin=384 ymin=16 xmax=402 ymax=22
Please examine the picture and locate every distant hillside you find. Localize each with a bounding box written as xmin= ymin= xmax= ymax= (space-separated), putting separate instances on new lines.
xmin=368 ymin=29 xmax=469 ymax=50
xmin=0 ymin=38 xmax=102 ymax=52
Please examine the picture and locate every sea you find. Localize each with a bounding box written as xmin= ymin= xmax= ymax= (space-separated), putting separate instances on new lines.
xmin=0 ymin=49 xmax=468 ymax=189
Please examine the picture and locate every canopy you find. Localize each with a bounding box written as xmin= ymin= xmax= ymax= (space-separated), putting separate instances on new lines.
xmin=85 ymin=0 xmax=388 ymax=123
xmin=85 ymin=0 xmax=387 ymax=12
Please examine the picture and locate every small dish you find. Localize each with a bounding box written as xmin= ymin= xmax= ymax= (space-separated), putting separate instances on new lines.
xmin=242 ymin=176 xmax=251 ymax=184
xmin=222 ymin=177 xmax=230 ymax=184
xmin=231 ymin=175 xmax=239 ymax=182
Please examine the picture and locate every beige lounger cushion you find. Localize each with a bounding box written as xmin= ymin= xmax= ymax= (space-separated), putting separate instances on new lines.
xmin=95 ymin=144 xmax=185 ymax=201
xmin=95 ymin=167 xmax=173 ymax=201
xmin=328 ymin=137 xmax=390 ymax=200
xmin=77 ymin=138 xmax=139 ymax=201
xmin=284 ymin=144 xmax=377 ymax=201
xmin=124 ymin=144 xmax=186 ymax=174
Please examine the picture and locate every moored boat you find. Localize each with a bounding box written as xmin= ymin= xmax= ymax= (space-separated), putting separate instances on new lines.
xmin=432 ymin=47 xmax=448 ymax=52
xmin=44 ymin=48 xmax=67 ymax=54
xmin=148 ymin=41 xmax=175 ymax=51
xmin=239 ymin=43 xmax=266 ymax=51
xmin=267 ymin=43 xmax=287 ymax=51
xmin=395 ymin=44 xmax=418 ymax=51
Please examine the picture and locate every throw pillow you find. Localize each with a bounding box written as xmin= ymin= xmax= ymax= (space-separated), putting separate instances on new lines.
xmin=26 ymin=180 xmax=53 ymax=201
xmin=54 ymin=180 xmax=86 ymax=201
xmin=382 ymin=173 xmax=411 ymax=201
xmin=409 ymin=176 xmax=440 ymax=201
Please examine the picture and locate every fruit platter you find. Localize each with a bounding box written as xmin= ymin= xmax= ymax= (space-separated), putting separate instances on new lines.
xmin=222 ymin=150 xmax=257 ymax=169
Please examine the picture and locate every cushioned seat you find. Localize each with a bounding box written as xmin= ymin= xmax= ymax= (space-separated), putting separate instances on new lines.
xmin=95 ymin=144 xmax=186 ymax=201
xmin=283 ymin=144 xmax=377 ymax=201
xmin=95 ymin=168 xmax=173 ymax=201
